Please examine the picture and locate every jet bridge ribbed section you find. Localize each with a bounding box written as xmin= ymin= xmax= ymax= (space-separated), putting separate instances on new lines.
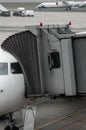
xmin=1 ymin=30 xmax=42 ymax=98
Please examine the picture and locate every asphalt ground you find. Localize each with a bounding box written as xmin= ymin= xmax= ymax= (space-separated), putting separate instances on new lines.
xmin=0 ymin=12 xmax=86 ymax=31
xmin=0 ymin=96 xmax=86 ymax=130
xmin=35 ymin=97 xmax=86 ymax=130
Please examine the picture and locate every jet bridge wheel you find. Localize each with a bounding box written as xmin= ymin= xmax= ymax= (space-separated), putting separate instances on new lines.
xmin=66 ymin=7 xmax=71 ymax=10
xmin=11 ymin=124 xmax=19 ymax=130
xmin=50 ymin=95 xmax=58 ymax=99
xmin=4 ymin=125 xmax=11 ymax=130
xmin=4 ymin=125 xmax=19 ymax=130
xmin=4 ymin=112 xmax=19 ymax=130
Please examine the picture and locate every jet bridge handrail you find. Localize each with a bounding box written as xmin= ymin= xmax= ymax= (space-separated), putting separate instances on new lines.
xmin=48 ymin=29 xmax=75 ymax=39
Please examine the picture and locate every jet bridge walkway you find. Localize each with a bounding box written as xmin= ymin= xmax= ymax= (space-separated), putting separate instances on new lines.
xmin=1 ymin=24 xmax=86 ymax=98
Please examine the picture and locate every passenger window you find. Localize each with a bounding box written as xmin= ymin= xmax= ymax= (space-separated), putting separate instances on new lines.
xmin=48 ymin=52 xmax=61 ymax=70
xmin=0 ymin=63 xmax=8 ymax=75
xmin=11 ymin=62 xmax=22 ymax=74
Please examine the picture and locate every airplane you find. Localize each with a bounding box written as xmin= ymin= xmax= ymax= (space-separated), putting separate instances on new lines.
xmin=79 ymin=1 xmax=86 ymax=8
xmin=36 ymin=1 xmax=83 ymax=10
xmin=0 ymin=4 xmax=10 ymax=16
xmin=0 ymin=47 xmax=27 ymax=117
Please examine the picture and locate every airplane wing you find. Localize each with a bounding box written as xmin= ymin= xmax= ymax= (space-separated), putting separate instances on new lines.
xmin=79 ymin=2 xmax=86 ymax=8
xmin=62 ymin=1 xmax=73 ymax=10
xmin=63 ymin=1 xmax=73 ymax=8
xmin=63 ymin=1 xmax=71 ymax=6
xmin=63 ymin=1 xmax=82 ymax=9
xmin=62 ymin=1 xmax=76 ymax=7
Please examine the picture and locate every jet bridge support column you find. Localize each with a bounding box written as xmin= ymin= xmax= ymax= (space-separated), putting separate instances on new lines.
xmin=23 ymin=106 xmax=36 ymax=130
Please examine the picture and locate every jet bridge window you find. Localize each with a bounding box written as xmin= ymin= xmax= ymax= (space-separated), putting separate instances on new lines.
xmin=11 ymin=62 xmax=22 ymax=74
xmin=48 ymin=51 xmax=61 ymax=70
xmin=0 ymin=63 xmax=8 ymax=75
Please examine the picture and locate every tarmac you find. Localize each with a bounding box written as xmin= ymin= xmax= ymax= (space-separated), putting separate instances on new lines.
xmin=36 ymin=97 xmax=86 ymax=130
xmin=0 ymin=96 xmax=86 ymax=130
xmin=0 ymin=3 xmax=86 ymax=130
xmin=0 ymin=11 xmax=86 ymax=31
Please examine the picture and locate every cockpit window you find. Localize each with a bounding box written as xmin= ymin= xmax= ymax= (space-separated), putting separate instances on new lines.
xmin=11 ymin=62 xmax=22 ymax=74
xmin=0 ymin=63 xmax=8 ymax=75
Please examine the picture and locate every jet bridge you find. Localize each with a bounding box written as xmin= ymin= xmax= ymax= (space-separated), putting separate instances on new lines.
xmin=1 ymin=24 xmax=84 ymax=98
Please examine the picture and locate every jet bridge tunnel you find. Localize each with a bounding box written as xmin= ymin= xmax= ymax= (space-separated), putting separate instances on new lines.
xmin=1 ymin=24 xmax=86 ymax=98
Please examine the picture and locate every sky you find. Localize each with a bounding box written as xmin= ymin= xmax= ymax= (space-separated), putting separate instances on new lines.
xmin=0 ymin=0 xmax=84 ymax=2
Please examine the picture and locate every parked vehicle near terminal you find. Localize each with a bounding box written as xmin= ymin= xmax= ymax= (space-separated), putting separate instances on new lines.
xmin=13 ymin=10 xmax=23 ymax=16
xmin=0 ymin=11 xmax=10 ymax=17
xmin=17 ymin=7 xmax=25 ymax=12
xmin=13 ymin=10 xmax=34 ymax=17
xmin=22 ymin=10 xmax=34 ymax=17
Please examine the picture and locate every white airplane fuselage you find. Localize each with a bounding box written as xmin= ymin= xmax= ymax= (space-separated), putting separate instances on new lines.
xmin=36 ymin=1 xmax=85 ymax=10
xmin=36 ymin=2 xmax=63 ymax=9
xmin=0 ymin=48 xmax=26 ymax=116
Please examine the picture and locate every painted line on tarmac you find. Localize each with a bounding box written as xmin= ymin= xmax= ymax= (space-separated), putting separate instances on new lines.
xmin=37 ymin=108 xmax=86 ymax=130
xmin=57 ymin=117 xmax=86 ymax=130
